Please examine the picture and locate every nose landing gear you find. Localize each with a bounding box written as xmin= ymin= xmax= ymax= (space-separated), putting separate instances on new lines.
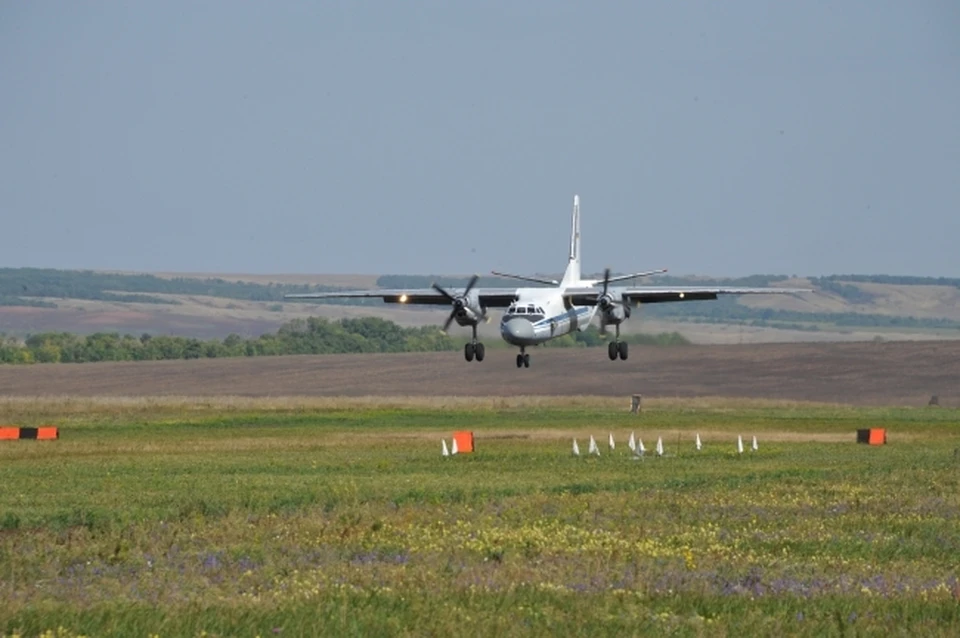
xmin=515 ymin=347 xmax=530 ymax=368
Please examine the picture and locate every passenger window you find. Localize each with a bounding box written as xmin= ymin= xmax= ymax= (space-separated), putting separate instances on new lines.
xmin=517 ymin=307 xmax=526 ymax=314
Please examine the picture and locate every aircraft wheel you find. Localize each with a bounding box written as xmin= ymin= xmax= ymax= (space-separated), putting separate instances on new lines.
xmin=618 ymin=341 xmax=629 ymax=360
xmin=608 ymin=341 xmax=618 ymax=361
xmin=523 ymin=353 xmax=530 ymax=368
xmin=475 ymin=342 xmax=485 ymax=362
xmin=516 ymin=353 xmax=524 ymax=368
xmin=464 ymin=342 xmax=475 ymax=362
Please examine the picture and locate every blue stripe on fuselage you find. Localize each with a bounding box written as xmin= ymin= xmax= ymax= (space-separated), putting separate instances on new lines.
xmin=533 ymin=307 xmax=591 ymax=328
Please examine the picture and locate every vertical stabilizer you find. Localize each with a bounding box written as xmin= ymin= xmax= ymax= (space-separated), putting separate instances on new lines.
xmin=561 ymin=195 xmax=582 ymax=287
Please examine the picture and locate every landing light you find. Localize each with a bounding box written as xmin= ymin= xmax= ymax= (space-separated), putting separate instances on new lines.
xmin=679 ymin=292 xmax=685 ymax=299
xmin=399 ymin=294 xmax=408 ymax=303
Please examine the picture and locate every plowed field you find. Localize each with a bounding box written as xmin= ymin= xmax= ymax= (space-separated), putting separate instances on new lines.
xmin=1 ymin=340 xmax=956 ymax=406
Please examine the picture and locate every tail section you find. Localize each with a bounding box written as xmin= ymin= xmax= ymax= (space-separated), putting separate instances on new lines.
xmin=561 ymin=195 xmax=582 ymax=287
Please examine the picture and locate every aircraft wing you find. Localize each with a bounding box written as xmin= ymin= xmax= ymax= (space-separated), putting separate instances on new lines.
xmin=562 ymin=285 xmax=812 ymax=306
xmin=284 ymin=287 xmax=520 ymax=308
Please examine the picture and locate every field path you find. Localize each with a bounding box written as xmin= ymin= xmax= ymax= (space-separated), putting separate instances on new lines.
xmin=1 ymin=341 xmax=957 ymax=406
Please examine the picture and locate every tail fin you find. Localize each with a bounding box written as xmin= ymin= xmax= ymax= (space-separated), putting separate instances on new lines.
xmin=561 ymin=195 xmax=581 ymax=287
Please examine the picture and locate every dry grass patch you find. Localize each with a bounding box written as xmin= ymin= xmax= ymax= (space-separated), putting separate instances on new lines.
xmin=0 ymin=393 xmax=846 ymax=417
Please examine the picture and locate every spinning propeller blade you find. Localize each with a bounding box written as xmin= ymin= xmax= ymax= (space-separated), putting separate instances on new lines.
xmin=432 ymin=275 xmax=482 ymax=333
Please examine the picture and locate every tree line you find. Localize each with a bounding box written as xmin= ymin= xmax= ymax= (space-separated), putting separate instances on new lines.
xmin=375 ymin=273 xmax=792 ymax=289
xmin=819 ymin=274 xmax=960 ymax=288
xmin=643 ymin=295 xmax=960 ymax=330
xmin=0 ymin=268 xmax=355 ymax=308
xmin=0 ymin=318 xmax=689 ymax=365
xmin=5 ymin=268 xmax=956 ymax=333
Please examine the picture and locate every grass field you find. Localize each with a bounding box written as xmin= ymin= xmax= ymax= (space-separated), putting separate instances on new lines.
xmin=1 ymin=397 xmax=959 ymax=636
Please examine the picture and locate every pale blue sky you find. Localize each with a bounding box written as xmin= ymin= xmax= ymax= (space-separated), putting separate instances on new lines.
xmin=1 ymin=1 xmax=958 ymax=277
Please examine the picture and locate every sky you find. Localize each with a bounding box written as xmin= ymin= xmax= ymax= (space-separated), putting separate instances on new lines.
xmin=1 ymin=1 xmax=958 ymax=278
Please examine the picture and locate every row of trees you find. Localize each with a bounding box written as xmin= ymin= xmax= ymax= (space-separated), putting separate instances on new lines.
xmin=0 ymin=268 xmax=350 ymax=307
xmin=642 ymin=295 xmax=960 ymax=330
xmin=375 ymin=273 xmax=793 ymax=289
xmin=820 ymin=274 xmax=960 ymax=288
xmin=4 ymin=268 xmax=957 ymax=333
xmin=807 ymin=278 xmax=877 ymax=304
xmin=0 ymin=317 xmax=690 ymax=365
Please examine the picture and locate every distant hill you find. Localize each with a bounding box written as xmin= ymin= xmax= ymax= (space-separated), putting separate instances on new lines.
xmin=1 ymin=268 xmax=959 ymax=344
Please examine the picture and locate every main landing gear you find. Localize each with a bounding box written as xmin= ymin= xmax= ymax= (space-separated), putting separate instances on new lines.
xmin=464 ymin=325 xmax=485 ymax=362
xmin=515 ymin=347 xmax=530 ymax=368
xmin=606 ymin=325 xmax=628 ymax=361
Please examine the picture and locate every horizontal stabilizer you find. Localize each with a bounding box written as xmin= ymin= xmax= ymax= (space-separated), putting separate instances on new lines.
xmin=490 ymin=271 xmax=559 ymax=286
xmin=604 ymin=269 xmax=668 ymax=284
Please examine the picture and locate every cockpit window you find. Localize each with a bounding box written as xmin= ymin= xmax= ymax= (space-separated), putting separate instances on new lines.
xmin=506 ymin=303 xmax=544 ymax=317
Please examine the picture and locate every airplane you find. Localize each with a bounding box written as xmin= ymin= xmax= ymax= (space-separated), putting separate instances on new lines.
xmin=285 ymin=195 xmax=810 ymax=368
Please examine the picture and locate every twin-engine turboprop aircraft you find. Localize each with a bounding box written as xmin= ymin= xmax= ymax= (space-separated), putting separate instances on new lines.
xmin=286 ymin=196 xmax=809 ymax=368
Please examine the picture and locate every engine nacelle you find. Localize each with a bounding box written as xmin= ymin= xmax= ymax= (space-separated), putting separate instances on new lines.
xmin=454 ymin=303 xmax=484 ymax=327
xmin=601 ymin=303 xmax=627 ymax=326
xmin=452 ymin=292 xmax=484 ymax=327
xmin=433 ymin=275 xmax=487 ymax=334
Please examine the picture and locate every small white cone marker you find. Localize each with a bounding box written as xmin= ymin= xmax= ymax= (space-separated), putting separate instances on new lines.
xmin=572 ymin=439 xmax=580 ymax=456
xmin=588 ymin=435 xmax=600 ymax=456
xmin=442 ymin=439 xmax=449 ymax=457
xmin=752 ymin=435 xmax=758 ymax=452
xmin=628 ymin=431 xmax=636 ymax=452
xmin=656 ymin=436 xmax=664 ymax=457
xmin=737 ymin=435 xmax=744 ymax=455
xmin=451 ymin=438 xmax=459 ymax=455
xmin=696 ymin=433 xmax=702 ymax=451
xmin=608 ymin=432 xmax=615 ymax=451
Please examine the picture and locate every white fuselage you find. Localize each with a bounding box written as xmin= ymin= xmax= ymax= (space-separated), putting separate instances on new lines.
xmin=498 ymin=194 xmax=600 ymax=348
xmin=499 ymin=287 xmax=597 ymax=347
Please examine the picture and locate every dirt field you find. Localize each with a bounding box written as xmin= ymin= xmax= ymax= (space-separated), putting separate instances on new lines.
xmin=0 ymin=340 xmax=956 ymax=407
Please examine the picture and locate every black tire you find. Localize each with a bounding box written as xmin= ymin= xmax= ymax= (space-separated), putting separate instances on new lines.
xmin=608 ymin=341 xmax=618 ymax=361
xmin=523 ymin=353 xmax=530 ymax=368
xmin=516 ymin=353 xmax=524 ymax=368
xmin=475 ymin=342 xmax=485 ymax=362
xmin=618 ymin=341 xmax=629 ymax=360
xmin=464 ymin=342 xmax=475 ymax=362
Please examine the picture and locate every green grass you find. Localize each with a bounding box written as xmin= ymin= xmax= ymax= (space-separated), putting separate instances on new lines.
xmin=1 ymin=399 xmax=959 ymax=636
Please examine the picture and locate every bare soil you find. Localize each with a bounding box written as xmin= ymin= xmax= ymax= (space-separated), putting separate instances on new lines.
xmin=0 ymin=341 xmax=956 ymax=406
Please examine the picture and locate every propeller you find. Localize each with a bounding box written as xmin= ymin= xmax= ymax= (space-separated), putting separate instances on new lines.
xmin=432 ymin=274 xmax=486 ymax=333
xmin=596 ymin=268 xmax=630 ymax=335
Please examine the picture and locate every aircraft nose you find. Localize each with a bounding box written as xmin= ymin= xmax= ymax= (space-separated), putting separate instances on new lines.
xmin=501 ymin=318 xmax=534 ymax=344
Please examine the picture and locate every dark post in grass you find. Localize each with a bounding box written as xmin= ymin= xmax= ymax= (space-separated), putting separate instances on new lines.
xmin=631 ymin=394 xmax=642 ymax=414
xmin=929 ymin=395 xmax=939 ymax=407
